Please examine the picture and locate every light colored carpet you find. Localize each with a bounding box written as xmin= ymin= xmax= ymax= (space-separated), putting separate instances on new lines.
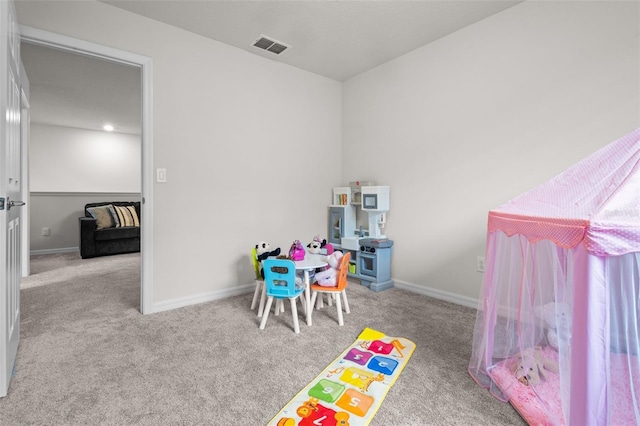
xmin=0 ymin=251 xmax=525 ymax=425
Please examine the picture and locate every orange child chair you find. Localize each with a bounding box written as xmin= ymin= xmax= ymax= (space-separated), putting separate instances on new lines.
xmin=309 ymin=251 xmax=351 ymax=326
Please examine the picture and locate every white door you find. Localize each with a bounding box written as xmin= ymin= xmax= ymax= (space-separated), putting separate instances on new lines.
xmin=0 ymin=0 xmax=23 ymax=398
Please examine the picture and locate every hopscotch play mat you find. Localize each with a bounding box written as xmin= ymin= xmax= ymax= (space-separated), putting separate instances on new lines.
xmin=267 ymin=328 xmax=416 ymax=426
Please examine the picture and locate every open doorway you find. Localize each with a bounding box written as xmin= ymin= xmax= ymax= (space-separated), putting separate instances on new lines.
xmin=21 ymin=41 xmax=142 ymax=252
xmin=19 ymin=26 xmax=153 ymax=314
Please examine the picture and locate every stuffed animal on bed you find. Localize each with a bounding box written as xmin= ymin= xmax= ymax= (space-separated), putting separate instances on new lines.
xmin=314 ymin=251 xmax=343 ymax=287
xmin=255 ymin=241 xmax=281 ymax=278
xmin=512 ymin=346 xmax=559 ymax=386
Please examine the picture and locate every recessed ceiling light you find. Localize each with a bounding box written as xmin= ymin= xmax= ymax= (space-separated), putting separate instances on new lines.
xmin=103 ymin=124 xmax=114 ymax=132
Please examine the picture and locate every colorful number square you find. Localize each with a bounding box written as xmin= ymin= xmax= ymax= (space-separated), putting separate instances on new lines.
xmin=335 ymin=388 xmax=374 ymax=417
xmin=339 ymin=367 xmax=372 ymax=389
xmin=308 ymin=379 xmax=345 ymax=403
xmin=299 ymin=403 xmax=338 ymax=426
xmin=369 ymin=340 xmax=393 ymax=354
xmin=343 ymin=348 xmax=372 ymax=366
xmin=368 ymin=356 xmax=398 ymax=375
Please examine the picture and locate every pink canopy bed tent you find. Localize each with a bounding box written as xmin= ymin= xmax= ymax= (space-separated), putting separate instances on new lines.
xmin=469 ymin=128 xmax=640 ymax=425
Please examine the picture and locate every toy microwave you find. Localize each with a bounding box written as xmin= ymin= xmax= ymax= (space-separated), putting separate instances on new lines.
xmin=361 ymin=186 xmax=390 ymax=212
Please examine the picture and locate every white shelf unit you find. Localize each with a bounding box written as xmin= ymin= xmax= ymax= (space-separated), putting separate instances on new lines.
xmin=331 ymin=186 xmax=351 ymax=206
xmin=328 ymin=187 xmax=356 ymax=248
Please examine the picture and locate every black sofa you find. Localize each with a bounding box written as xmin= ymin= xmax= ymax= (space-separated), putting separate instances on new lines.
xmin=79 ymin=201 xmax=141 ymax=259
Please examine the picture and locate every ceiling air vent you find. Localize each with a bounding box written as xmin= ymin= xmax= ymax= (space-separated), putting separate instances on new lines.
xmin=251 ymin=35 xmax=290 ymax=55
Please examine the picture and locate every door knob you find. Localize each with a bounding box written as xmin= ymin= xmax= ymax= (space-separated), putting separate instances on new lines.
xmin=7 ymin=198 xmax=25 ymax=210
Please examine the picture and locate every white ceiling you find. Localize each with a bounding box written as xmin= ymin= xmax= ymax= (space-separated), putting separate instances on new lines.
xmin=20 ymin=0 xmax=523 ymax=134
xmin=20 ymin=42 xmax=142 ymax=135
xmin=102 ymin=0 xmax=522 ymax=82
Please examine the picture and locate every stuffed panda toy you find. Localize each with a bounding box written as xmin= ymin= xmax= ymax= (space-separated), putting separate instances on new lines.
xmin=255 ymin=241 xmax=281 ymax=278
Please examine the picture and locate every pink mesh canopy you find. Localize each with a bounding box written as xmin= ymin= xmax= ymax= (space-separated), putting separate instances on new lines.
xmin=488 ymin=128 xmax=640 ymax=255
xmin=469 ymin=129 xmax=640 ymax=425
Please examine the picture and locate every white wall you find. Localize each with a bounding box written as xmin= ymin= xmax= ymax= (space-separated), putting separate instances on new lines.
xmin=16 ymin=1 xmax=342 ymax=306
xmin=30 ymin=123 xmax=141 ymax=192
xmin=342 ymin=1 xmax=639 ymax=302
xmin=17 ymin=1 xmax=639 ymax=310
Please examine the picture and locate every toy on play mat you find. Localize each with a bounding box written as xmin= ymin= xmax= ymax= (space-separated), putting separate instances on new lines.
xmin=267 ymin=328 xmax=415 ymax=426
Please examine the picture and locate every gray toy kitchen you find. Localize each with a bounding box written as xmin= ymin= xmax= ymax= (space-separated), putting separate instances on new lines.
xmin=328 ymin=182 xmax=394 ymax=291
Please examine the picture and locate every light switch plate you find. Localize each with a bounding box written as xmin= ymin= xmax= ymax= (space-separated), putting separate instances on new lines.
xmin=156 ymin=168 xmax=167 ymax=183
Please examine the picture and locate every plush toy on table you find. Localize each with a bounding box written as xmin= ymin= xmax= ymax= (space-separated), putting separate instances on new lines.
xmin=307 ymin=235 xmax=334 ymax=255
xmin=255 ymin=241 xmax=281 ymax=278
xmin=314 ymin=251 xmax=344 ymax=287
xmin=289 ymin=240 xmax=306 ymax=261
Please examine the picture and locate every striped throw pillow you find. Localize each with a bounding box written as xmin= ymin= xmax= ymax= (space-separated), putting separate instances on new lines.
xmin=126 ymin=205 xmax=140 ymax=227
xmin=113 ymin=205 xmax=140 ymax=227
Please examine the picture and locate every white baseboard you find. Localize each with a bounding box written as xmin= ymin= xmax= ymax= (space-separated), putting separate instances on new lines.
xmin=152 ymin=283 xmax=255 ymax=314
xmin=27 ymin=248 xmax=480 ymax=313
xmin=152 ymin=279 xmax=479 ymax=315
xmin=393 ymin=279 xmax=479 ymax=309
xmin=31 ymin=247 xmax=79 ymax=256
xmin=26 ymin=250 xmax=479 ymax=312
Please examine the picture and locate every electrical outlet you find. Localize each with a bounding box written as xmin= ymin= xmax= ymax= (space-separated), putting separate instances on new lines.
xmin=42 ymin=227 xmax=51 ymax=236
xmin=476 ymin=256 xmax=485 ymax=272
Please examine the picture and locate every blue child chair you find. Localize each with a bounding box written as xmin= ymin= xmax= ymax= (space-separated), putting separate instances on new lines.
xmin=259 ymin=258 xmax=306 ymax=334
xmin=250 ymin=247 xmax=285 ymax=317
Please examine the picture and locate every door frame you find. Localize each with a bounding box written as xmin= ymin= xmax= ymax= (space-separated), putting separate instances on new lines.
xmin=19 ymin=26 xmax=154 ymax=314
xmin=19 ymin=60 xmax=29 ymax=278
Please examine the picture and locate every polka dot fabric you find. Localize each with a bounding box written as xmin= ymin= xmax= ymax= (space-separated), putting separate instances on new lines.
xmin=488 ymin=128 xmax=640 ymax=256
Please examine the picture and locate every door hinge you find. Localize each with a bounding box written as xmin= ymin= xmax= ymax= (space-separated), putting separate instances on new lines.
xmin=0 ymin=198 xmax=4 ymax=210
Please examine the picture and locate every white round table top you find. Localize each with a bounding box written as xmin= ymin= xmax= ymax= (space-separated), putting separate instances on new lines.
xmin=293 ymin=253 xmax=328 ymax=270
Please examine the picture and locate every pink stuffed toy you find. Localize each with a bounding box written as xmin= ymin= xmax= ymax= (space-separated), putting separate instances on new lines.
xmin=289 ymin=240 xmax=305 ymax=261
xmin=314 ymin=251 xmax=344 ymax=287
